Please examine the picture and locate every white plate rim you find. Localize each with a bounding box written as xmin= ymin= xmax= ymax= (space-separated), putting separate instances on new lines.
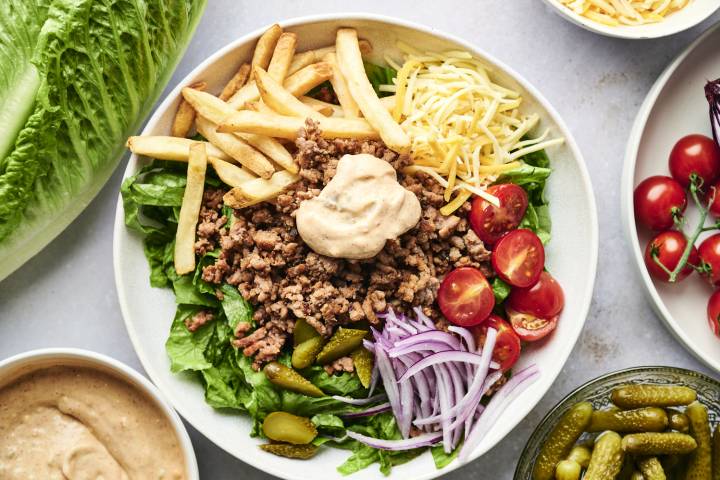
xmin=113 ymin=12 xmax=599 ymax=479
xmin=621 ymin=22 xmax=720 ymax=374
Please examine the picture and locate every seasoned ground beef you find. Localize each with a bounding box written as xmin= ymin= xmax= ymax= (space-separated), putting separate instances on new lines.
xmin=198 ymin=120 xmax=491 ymax=369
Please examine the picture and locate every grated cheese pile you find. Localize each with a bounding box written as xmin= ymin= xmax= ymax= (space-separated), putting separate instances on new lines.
xmin=383 ymin=44 xmax=563 ymax=215
xmin=559 ymin=0 xmax=690 ymax=26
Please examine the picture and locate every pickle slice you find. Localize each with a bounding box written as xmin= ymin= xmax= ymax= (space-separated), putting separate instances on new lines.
xmin=292 ymin=336 xmax=325 ymax=370
xmin=351 ymin=347 xmax=374 ymax=388
xmin=293 ymin=318 xmax=320 ymax=346
xmin=315 ymin=328 xmax=367 ymax=365
xmin=262 ymin=412 xmax=318 ymax=444
xmin=264 ymin=362 xmax=324 ymax=397
xmin=260 ymin=443 xmax=319 ymax=459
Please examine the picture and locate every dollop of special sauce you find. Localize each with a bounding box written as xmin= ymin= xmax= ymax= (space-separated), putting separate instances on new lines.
xmin=0 ymin=365 xmax=186 ymax=479
xmin=296 ymin=153 xmax=421 ymax=259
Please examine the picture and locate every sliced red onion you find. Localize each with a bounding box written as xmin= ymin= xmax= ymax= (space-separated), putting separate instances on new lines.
xmin=458 ymin=364 xmax=540 ymax=462
xmin=399 ymin=350 xmax=494 ymax=382
xmin=346 ymin=430 xmax=442 ymax=451
xmin=375 ymin=346 xmax=404 ymax=430
xmin=332 ymin=393 xmax=387 ymax=405
xmin=388 ymin=341 xmax=453 ymax=358
xmin=447 ymin=325 xmax=476 ymax=352
xmin=393 ymin=330 xmax=461 ymax=350
xmin=341 ymin=402 xmax=392 ymax=419
xmin=434 ymin=365 xmax=453 ymax=453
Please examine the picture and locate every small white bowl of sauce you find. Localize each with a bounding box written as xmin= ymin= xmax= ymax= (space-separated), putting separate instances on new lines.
xmin=0 ymin=348 xmax=199 ymax=480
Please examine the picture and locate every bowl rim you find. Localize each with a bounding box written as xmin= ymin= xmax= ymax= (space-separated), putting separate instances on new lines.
xmin=0 ymin=347 xmax=200 ymax=479
xmin=113 ymin=11 xmax=599 ymax=479
xmin=540 ymin=0 xmax=720 ymax=39
xmin=513 ymin=365 xmax=720 ymax=478
xmin=620 ymin=21 xmax=720 ymax=374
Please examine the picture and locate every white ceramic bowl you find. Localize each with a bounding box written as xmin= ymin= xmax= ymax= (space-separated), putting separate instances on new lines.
xmin=113 ymin=13 xmax=598 ymax=480
xmin=541 ymin=0 xmax=720 ymax=39
xmin=622 ymin=23 xmax=720 ymax=373
xmin=0 ymin=348 xmax=199 ymax=479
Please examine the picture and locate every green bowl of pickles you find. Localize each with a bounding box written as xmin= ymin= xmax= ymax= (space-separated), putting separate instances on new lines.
xmin=515 ymin=366 xmax=720 ymax=480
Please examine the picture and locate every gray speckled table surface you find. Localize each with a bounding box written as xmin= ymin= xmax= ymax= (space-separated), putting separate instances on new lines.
xmin=1 ymin=1 xmax=719 ymax=478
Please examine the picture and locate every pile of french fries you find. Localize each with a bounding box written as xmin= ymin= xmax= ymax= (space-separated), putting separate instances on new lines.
xmin=126 ymin=24 xmax=409 ymax=275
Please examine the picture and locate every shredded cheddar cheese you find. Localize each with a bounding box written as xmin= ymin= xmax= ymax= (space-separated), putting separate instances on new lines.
xmin=385 ymin=44 xmax=563 ymax=214
xmin=559 ymin=0 xmax=690 ymax=26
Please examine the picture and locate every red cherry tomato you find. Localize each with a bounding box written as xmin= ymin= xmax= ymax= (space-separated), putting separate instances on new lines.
xmin=507 ymin=271 xmax=565 ymax=319
xmin=506 ymin=307 xmax=558 ymax=342
xmin=491 ymin=229 xmax=545 ymax=288
xmin=469 ymin=184 xmax=528 ymax=246
xmin=633 ymin=176 xmax=687 ymax=231
xmin=471 ymin=315 xmax=521 ymax=372
xmin=669 ymin=134 xmax=720 ymax=187
xmin=707 ymin=179 xmax=720 ymax=218
xmin=437 ymin=267 xmax=495 ymax=327
xmin=708 ymin=290 xmax=720 ymax=338
xmin=644 ymin=231 xmax=698 ymax=283
xmin=698 ymin=234 xmax=720 ymax=286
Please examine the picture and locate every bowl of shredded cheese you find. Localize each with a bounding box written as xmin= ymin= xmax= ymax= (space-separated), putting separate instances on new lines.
xmin=543 ymin=0 xmax=720 ymax=38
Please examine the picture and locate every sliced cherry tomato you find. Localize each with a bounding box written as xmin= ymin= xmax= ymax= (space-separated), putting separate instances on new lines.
xmin=507 ymin=271 xmax=565 ymax=319
xmin=708 ymin=290 xmax=720 ymax=338
xmin=708 ymin=179 xmax=720 ymax=218
xmin=491 ymin=229 xmax=545 ymax=288
xmin=669 ymin=134 xmax=720 ymax=187
xmin=633 ymin=176 xmax=687 ymax=231
xmin=469 ymin=184 xmax=528 ymax=245
xmin=644 ymin=231 xmax=698 ymax=282
xmin=437 ymin=267 xmax=495 ymax=327
xmin=471 ymin=315 xmax=521 ymax=372
xmin=698 ymin=234 xmax=720 ymax=286
xmin=506 ymin=307 xmax=558 ymax=342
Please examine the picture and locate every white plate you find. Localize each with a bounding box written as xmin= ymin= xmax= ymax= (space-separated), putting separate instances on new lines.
xmin=622 ymin=23 xmax=720 ymax=373
xmin=541 ymin=0 xmax=720 ymax=39
xmin=113 ymin=13 xmax=598 ymax=480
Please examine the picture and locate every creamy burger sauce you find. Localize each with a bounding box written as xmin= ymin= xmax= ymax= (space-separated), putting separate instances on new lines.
xmin=0 ymin=365 xmax=186 ymax=480
xmin=296 ymin=153 xmax=421 ymax=259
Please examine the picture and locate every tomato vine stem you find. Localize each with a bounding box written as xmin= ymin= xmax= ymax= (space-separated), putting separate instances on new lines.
xmin=666 ymin=175 xmax=709 ymax=282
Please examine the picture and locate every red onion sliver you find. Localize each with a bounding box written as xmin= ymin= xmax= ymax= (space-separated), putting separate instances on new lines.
xmin=346 ymin=430 xmax=442 ymax=451
xmin=398 ymin=350 xmax=493 ymax=382
xmin=447 ymin=325 xmax=476 ymax=352
xmin=341 ymin=402 xmax=392 ymax=419
xmin=332 ymin=393 xmax=387 ymax=405
xmin=393 ymin=330 xmax=461 ymax=350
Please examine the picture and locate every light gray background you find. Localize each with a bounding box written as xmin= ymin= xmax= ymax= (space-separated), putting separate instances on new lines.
xmin=1 ymin=1 xmax=719 ymax=478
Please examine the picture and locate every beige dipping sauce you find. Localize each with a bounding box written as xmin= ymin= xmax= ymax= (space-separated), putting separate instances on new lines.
xmin=0 ymin=366 xmax=186 ymax=480
xmin=296 ymin=154 xmax=421 ymax=259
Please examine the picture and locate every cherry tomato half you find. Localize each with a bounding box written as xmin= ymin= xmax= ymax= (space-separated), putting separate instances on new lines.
xmin=708 ymin=290 xmax=720 ymax=338
xmin=633 ymin=176 xmax=687 ymax=231
xmin=507 ymin=271 xmax=565 ymax=319
xmin=471 ymin=315 xmax=521 ymax=372
xmin=699 ymin=234 xmax=720 ymax=286
xmin=506 ymin=307 xmax=558 ymax=342
xmin=437 ymin=267 xmax=495 ymax=327
xmin=469 ymin=184 xmax=528 ymax=246
xmin=644 ymin=231 xmax=698 ymax=283
xmin=669 ymin=134 xmax=720 ymax=187
xmin=708 ymin=179 xmax=720 ymax=218
xmin=491 ymin=229 xmax=545 ymax=288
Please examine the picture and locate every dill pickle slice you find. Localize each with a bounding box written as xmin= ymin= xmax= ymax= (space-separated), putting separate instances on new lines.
xmin=555 ymin=460 xmax=581 ymax=480
xmin=667 ymin=409 xmax=690 ymax=433
xmin=611 ymin=385 xmax=697 ymax=409
xmin=567 ymin=445 xmax=592 ymax=468
xmin=532 ymin=402 xmax=594 ymax=480
xmin=712 ymin=426 xmax=720 ymax=480
xmin=260 ymin=443 xmax=319 ymax=459
xmin=621 ymin=433 xmax=697 ymax=456
xmin=315 ymin=328 xmax=368 ymax=365
xmin=351 ymin=347 xmax=373 ymax=388
xmin=292 ymin=336 xmax=325 ymax=370
xmin=587 ymin=407 xmax=668 ymax=433
xmin=584 ymin=431 xmax=625 ymax=480
xmin=262 ymin=412 xmax=318 ymax=444
xmin=264 ymin=362 xmax=324 ymax=397
xmin=637 ymin=457 xmax=666 ymax=480
xmin=293 ymin=318 xmax=320 ymax=346
xmin=685 ymin=401 xmax=712 ymax=480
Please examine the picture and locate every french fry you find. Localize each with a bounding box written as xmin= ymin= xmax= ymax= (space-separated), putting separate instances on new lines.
xmin=171 ymin=81 xmax=206 ymax=138
xmin=174 ymin=143 xmax=207 ymax=275
xmin=196 ymin=116 xmax=274 ymax=179
xmin=254 ymin=66 xmax=322 ymax=120
xmin=223 ymin=170 xmax=299 ymax=209
xmin=267 ymin=32 xmax=297 ymax=82
xmin=126 ymin=136 xmax=231 ymax=163
xmin=219 ymin=63 xmax=250 ymax=101
xmin=227 ymin=62 xmax=332 ymax=110
xmin=209 ymin=157 xmax=256 ymax=187
xmin=287 ymin=40 xmax=372 ymax=75
xmin=299 ymin=96 xmax=339 ymax=117
xmin=323 ymin=52 xmax=360 ymax=118
xmin=218 ymin=110 xmax=380 ymax=141
xmin=251 ymin=24 xmax=283 ymax=74
xmin=181 ymin=88 xmax=297 ymax=173
xmin=335 ymin=28 xmax=410 ymax=153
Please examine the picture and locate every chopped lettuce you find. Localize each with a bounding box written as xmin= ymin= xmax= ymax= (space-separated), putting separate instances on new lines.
xmin=0 ymin=0 xmax=207 ymax=280
xmin=363 ymin=62 xmax=397 ymax=98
